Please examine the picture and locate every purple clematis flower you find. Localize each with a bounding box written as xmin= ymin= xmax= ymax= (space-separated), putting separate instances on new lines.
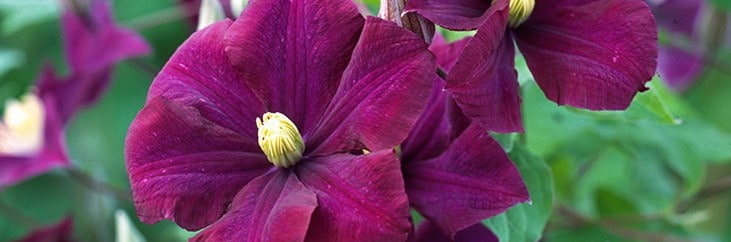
xmin=650 ymin=0 xmax=706 ymax=92
xmin=415 ymin=220 xmax=497 ymax=242
xmin=125 ymin=0 xmax=435 ymax=240
xmin=407 ymin=0 xmax=658 ymax=132
xmin=401 ymin=36 xmax=529 ymax=237
xmin=13 ymin=217 xmax=74 ymax=242
xmin=40 ymin=0 xmax=150 ymax=124
xmin=0 ymin=0 xmax=148 ymax=187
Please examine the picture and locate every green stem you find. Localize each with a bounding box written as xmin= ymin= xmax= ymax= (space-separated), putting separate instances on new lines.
xmin=0 ymin=198 xmax=40 ymax=229
xmin=65 ymin=168 xmax=132 ymax=202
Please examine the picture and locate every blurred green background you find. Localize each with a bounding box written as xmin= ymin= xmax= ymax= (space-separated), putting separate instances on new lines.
xmin=1 ymin=0 xmax=731 ymax=241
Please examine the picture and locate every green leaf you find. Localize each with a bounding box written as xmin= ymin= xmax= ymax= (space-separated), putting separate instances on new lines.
xmin=0 ymin=49 xmax=23 ymax=79
xmin=116 ymin=210 xmax=146 ymax=242
xmin=484 ymin=144 xmax=554 ymax=242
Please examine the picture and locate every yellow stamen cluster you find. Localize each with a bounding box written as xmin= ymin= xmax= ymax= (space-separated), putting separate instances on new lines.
xmin=495 ymin=0 xmax=535 ymax=28
xmin=0 ymin=93 xmax=45 ymax=155
xmin=256 ymin=112 xmax=304 ymax=168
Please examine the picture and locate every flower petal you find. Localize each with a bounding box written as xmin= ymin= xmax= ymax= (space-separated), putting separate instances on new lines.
xmin=445 ymin=1 xmax=524 ymax=133
xmin=149 ymin=20 xmax=264 ymax=139
xmin=307 ymin=17 xmax=435 ymax=155
xmin=14 ymin=217 xmax=74 ymax=242
xmin=514 ymin=0 xmax=657 ymax=110
xmin=224 ymin=0 xmax=364 ymax=134
xmin=404 ymin=123 xmax=529 ymax=237
xmin=405 ymin=0 xmax=496 ymax=30
xmin=191 ymin=170 xmax=317 ymax=242
xmin=0 ymin=91 xmax=69 ymax=187
xmin=296 ymin=150 xmax=412 ymax=241
xmin=415 ymin=220 xmax=498 ymax=242
xmin=651 ymin=0 xmax=703 ymax=37
xmin=62 ymin=0 xmax=150 ymax=74
xmin=125 ymin=97 xmax=271 ymax=231
xmin=657 ymin=46 xmax=704 ymax=92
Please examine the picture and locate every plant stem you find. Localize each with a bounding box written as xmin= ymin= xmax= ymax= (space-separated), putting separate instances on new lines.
xmin=125 ymin=4 xmax=196 ymax=31
xmin=0 ymin=198 xmax=41 ymax=229
xmin=65 ymin=168 xmax=132 ymax=203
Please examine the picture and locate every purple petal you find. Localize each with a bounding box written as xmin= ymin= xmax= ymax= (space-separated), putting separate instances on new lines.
xmin=224 ymin=0 xmax=364 ymax=134
xmin=149 ymin=20 xmax=265 ymax=139
xmin=657 ymin=46 xmax=704 ymax=92
xmin=125 ymin=97 xmax=271 ymax=230
xmin=405 ymin=0 xmax=501 ymax=30
xmin=191 ymin=170 xmax=317 ymax=241
xmin=307 ymin=17 xmax=435 ymax=155
xmin=14 ymin=217 xmax=74 ymax=242
xmin=404 ymin=123 xmax=529 ymax=237
xmin=62 ymin=0 xmax=149 ymax=74
xmin=415 ymin=220 xmax=498 ymax=242
xmin=445 ymin=1 xmax=524 ymax=133
xmin=402 ymin=35 xmax=472 ymax=168
xmin=0 ymin=90 xmax=70 ymax=187
xmin=296 ymin=150 xmax=412 ymax=241
xmin=514 ymin=0 xmax=657 ymax=110
xmin=650 ymin=0 xmax=703 ymax=37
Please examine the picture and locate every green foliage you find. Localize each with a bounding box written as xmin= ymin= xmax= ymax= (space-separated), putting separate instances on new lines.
xmin=484 ymin=144 xmax=554 ymax=242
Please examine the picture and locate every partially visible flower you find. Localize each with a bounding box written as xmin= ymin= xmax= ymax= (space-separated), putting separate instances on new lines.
xmin=125 ymin=0 xmax=435 ymax=240
xmin=400 ymin=36 xmax=529 ymax=237
xmin=407 ymin=0 xmax=658 ymax=132
xmin=40 ymin=0 xmax=150 ymax=124
xmin=0 ymin=83 xmax=68 ymax=187
xmin=415 ymin=220 xmax=497 ymax=242
xmin=13 ymin=217 xmax=74 ymax=242
xmin=0 ymin=0 xmax=148 ymax=187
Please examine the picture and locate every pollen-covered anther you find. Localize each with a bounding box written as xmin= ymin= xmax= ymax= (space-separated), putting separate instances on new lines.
xmin=0 ymin=93 xmax=45 ymax=155
xmin=256 ymin=112 xmax=305 ymax=168
xmin=496 ymin=0 xmax=535 ymax=28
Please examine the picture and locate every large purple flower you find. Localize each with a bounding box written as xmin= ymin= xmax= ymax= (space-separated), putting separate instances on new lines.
xmin=124 ymin=0 xmax=435 ymax=240
xmin=415 ymin=220 xmax=498 ymax=242
xmin=401 ymin=36 xmax=529 ymax=237
xmin=407 ymin=0 xmax=658 ymax=132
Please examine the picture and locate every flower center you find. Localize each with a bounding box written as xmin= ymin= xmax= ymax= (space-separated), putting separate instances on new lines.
xmin=0 ymin=93 xmax=45 ymax=156
xmin=495 ymin=0 xmax=535 ymax=28
xmin=256 ymin=112 xmax=304 ymax=168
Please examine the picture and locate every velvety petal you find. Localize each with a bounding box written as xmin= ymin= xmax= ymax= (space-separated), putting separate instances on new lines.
xmin=125 ymin=97 xmax=271 ymax=231
xmin=415 ymin=220 xmax=498 ymax=242
xmin=657 ymin=46 xmax=704 ymax=92
xmin=149 ymin=20 xmax=264 ymax=139
xmin=296 ymin=150 xmax=411 ymax=241
xmin=651 ymin=0 xmax=703 ymax=37
xmin=404 ymin=123 xmax=529 ymax=237
xmin=191 ymin=170 xmax=317 ymax=242
xmin=405 ymin=0 xmax=498 ymax=30
xmin=14 ymin=217 xmax=74 ymax=242
xmin=445 ymin=1 xmax=524 ymax=133
xmin=0 ymin=92 xmax=70 ymax=187
xmin=62 ymin=0 xmax=150 ymax=74
xmin=514 ymin=0 xmax=657 ymax=110
xmin=308 ymin=17 xmax=435 ymax=155
xmin=224 ymin=0 xmax=364 ymax=134
xmin=401 ymin=37 xmax=470 ymax=162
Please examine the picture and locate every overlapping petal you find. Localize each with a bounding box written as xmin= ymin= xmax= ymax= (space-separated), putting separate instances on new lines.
xmin=149 ymin=19 xmax=264 ymax=139
xmin=125 ymin=97 xmax=271 ymax=231
xmin=405 ymin=0 xmax=493 ymax=30
xmin=224 ymin=0 xmax=364 ymax=134
xmin=444 ymin=0 xmax=524 ymax=133
xmin=404 ymin=124 xmax=529 ymax=236
xmin=296 ymin=150 xmax=411 ymax=241
xmin=514 ymin=0 xmax=657 ymax=110
xmin=191 ymin=170 xmax=317 ymax=242
xmin=308 ymin=17 xmax=435 ymax=155
xmin=415 ymin=220 xmax=498 ymax=242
